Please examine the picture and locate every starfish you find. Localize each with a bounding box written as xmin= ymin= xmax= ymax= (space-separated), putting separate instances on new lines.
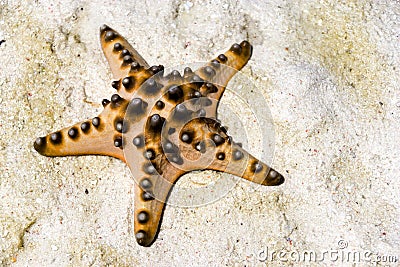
xmin=34 ymin=25 xmax=284 ymax=246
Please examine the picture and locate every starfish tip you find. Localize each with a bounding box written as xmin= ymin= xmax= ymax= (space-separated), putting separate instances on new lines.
xmin=100 ymin=24 xmax=110 ymax=33
xmin=262 ymin=169 xmax=285 ymax=186
xmin=33 ymin=137 xmax=45 ymax=154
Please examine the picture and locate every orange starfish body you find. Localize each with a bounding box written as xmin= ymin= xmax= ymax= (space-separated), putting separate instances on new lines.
xmin=34 ymin=25 xmax=284 ymax=246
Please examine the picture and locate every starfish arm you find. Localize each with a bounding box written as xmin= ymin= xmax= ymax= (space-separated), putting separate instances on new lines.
xmin=194 ymin=40 xmax=253 ymax=107
xmin=176 ymin=118 xmax=284 ymax=186
xmin=206 ymin=143 xmax=284 ymax=186
xmin=100 ymin=25 xmax=150 ymax=80
xmin=33 ymin=98 xmax=130 ymax=161
xmin=123 ymin=103 xmax=188 ymax=246
xmin=133 ymin=166 xmax=184 ymax=247
xmin=100 ymin=25 xmax=165 ymax=100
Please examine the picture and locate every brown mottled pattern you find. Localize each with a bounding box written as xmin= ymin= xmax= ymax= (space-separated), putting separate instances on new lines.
xmin=33 ymin=25 xmax=284 ymax=247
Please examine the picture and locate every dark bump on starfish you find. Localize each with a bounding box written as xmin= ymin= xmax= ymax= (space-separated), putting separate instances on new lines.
xmin=197 ymin=108 xmax=206 ymax=117
xmin=137 ymin=211 xmax=150 ymax=224
xmin=212 ymin=120 xmax=221 ymax=129
xmin=173 ymin=103 xmax=191 ymax=121
xmin=216 ymin=152 xmax=225 ymax=160
xmin=218 ymin=54 xmax=227 ymax=62
xmin=130 ymin=98 xmax=148 ymax=115
xmin=111 ymin=80 xmax=120 ymax=90
xmin=92 ymin=117 xmax=100 ymax=128
xmin=227 ymin=136 xmax=233 ymax=144
xmin=267 ymin=169 xmax=279 ymax=180
xmin=233 ymin=149 xmax=244 ymax=160
xmin=130 ymin=61 xmax=141 ymax=72
xmin=144 ymin=78 xmax=159 ymax=95
xmin=212 ymin=133 xmax=224 ymax=146
xmin=111 ymin=93 xmax=121 ymax=102
xmin=251 ymin=161 xmax=263 ymax=173
xmin=194 ymin=141 xmax=206 ymax=153
xmin=104 ymin=31 xmax=116 ymax=42
xmin=140 ymin=178 xmax=152 ymax=189
xmin=113 ymin=42 xmax=123 ymax=52
xmin=204 ymin=83 xmax=218 ymax=94
xmin=34 ymin=137 xmax=46 ymax=151
xmin=111 ymin=94 xmax=123 ymax=108
xmin=230 ymin=43 xmax=242 ymax=54
xmin=220 ymin=126 xmax=228 ymax=134
xmin=180 ymin=131 xmax=194 ymax=144
xmin=99 ymin=24 xmax=110 ymax=33
xmin=122 ymin=76 xmax=134 ymax=90
xmin=68 ymin=127 xmax=79 ymax=139
xmin=264 ymin=170 xmax=284 ymax=186
xmin=80 ymin=122 xmax=90 ymax=133
xmin=170 ymin=155 xmax=183 ymax=165
xmin=213 ymin=119 xmax=221 ymax=128
xmin=149 ymin=65 xmax=164 ymax=75
xmin=211 ymin=59 xmax=220 ymax=68
xmin=170 ymin=70 xmax=182 ymax=80
xmin=167 ymin=127 xmax=176 ymax=135
xmin=143 ymin=162 xmax=157 ymax=175
xmin=192 ymin=90 xmax=202 ymax=98
xmin=191 ymin=74 xmax=203 ymax=83
xmin=240 ymin=40 xmax=251 ymax=49
xmin=121 ymin=49 xmax=130 ymax=57
xmin=133 ymin=135 xmax=144 ymax=148
xmin=123 ymin=55 xmax=133 ymax=64
xmin=203 ymin=66 xmax=216 ymax=77
xmin=114 ymin=137 xmax=123 ymax=148
xmin=149 ymin=114 xmax=164 ymax=132
xmin=166 ymin=85 xmax=183 ymax=103
xmin=135 ymin=230 xmax=147 ymax=244
xmin=184 ymin=67 xmax=193 ymax=77
xmin=141 ymin=191 xmax=154 ymax=201
xmin=144 ymin=149 xmax=156 ymax=160
xmin=163 ymin=141 xmax=178 ymax=153
xmin=114 ymin=118 xmax=128 ymax=133
xmin=102 ymin=99 xmax=110 ymax=107
xmin=50 ymin=132 xmax=62 ymax=144
xmin=149 ymin=65 xmax=159 ymax=73
xmin=155 ymin=100 xmax=165 ymax=110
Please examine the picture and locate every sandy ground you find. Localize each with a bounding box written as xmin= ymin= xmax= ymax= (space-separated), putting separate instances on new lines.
xmin=0 ymin=0 xmax=399 ymax=266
